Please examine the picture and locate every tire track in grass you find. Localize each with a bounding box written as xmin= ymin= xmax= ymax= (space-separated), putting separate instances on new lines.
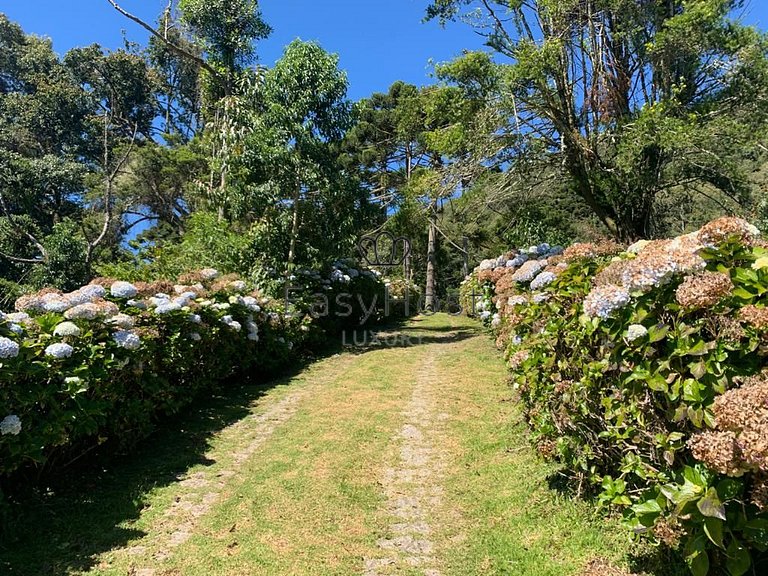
xmin=92 ymin=353 xmax=360 ymax=575
xmin=364 ymin=345 xmax=451 ymax=576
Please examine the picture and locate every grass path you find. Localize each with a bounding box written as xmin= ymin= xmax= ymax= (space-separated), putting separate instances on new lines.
xmin=2 ymin=314 xmax=640 ymax=576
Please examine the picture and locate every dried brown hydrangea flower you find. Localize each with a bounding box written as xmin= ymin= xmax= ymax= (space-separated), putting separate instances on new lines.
xmin=88 ymin=277 xmax=118 ymax=288
xmin=653 ymin=517 xmax=685 ymax=548
xmin=689 ymin=430 xmax=744 ymax=476
xmin=562 ymin=241 xmax=622 ymax=263
xmin=536 ymin=439 xmax=557 ymax=459
xmin=508 ymin=349 xmax=530 ymax=370
xmin=698 ymin=217 xmax=760 ymax=247
xmin=594 ymin=259 xmax=629 ymax=287
xmin=713 ymin=316 xmax=746 ymax=343
xmin=477 ymin=269 xmax=495 ymax=283
xmin=739 ymin=305 xmax=768 ymax=330
xmin=675 ymin=272 xmax=733 ymax=309
xmin=690 ymin=375 xmax=768 ymax=476
xmin=751 ymin=473 xmax=768 ymax=510
xmin=134 ymin=280 xmax=176 ymax=298
xmin=210 ymin=273 xmax=242 ymax=293
xmin=713 ymin=375 xmax=768 ymax=432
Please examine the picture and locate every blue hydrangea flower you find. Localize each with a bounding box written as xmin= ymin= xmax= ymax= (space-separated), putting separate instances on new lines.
xmin=0 ymin=415 xmax=21 ymax=436
xmin=45 ymin=343 xmax=74 ymax=359
xmin=0 ymin=336 xmax=20 ymax=359
xmin=113 ymin=330 xmax=141 ymax=350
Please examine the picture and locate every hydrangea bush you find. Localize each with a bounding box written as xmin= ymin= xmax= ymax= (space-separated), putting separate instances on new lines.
xmin=462 ymin=218 xmax=768 ymax=576
xmin=0 ymin=261 xmax=410 ymax=488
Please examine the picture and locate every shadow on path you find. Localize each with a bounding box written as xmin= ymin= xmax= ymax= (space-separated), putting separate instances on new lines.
xmin=0 ymin=365 xmax=312 ymax=576
xmin=0 ymin=315 xmax=479 ymax=575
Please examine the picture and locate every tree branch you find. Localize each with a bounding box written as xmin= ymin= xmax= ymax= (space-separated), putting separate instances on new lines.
xmin=104 ymin=0 xmax=222 ymax=83
xmin=0 ymin=249 xmax=44 ymax=264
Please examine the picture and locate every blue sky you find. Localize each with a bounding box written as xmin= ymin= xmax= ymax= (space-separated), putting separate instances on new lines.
xmin=2 ymin=1 xmax=768 ymax=100
xmin=0 ymin=0 xmax=489 ymax=101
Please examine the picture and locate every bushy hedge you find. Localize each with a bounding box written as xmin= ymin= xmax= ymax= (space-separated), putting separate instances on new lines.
xmin=0 ymin=261 xmax=410 ymax=486
xmin=462 ymin=218 xmax=768 ymax=576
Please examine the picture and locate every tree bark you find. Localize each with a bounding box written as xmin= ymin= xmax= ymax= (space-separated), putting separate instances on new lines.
xmin=284 ymin=182 xmax=301 ymax=302
xmin=425 ymin=199 xmax=438 ymax=311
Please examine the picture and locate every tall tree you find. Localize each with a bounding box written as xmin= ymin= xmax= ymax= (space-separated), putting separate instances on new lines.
xmin=426 ymin=0 xmax=768 ymax=241
xmin=178 ymin=0 xmax=271 ymax=98
xmin=241 ymin=40 xmax=367 ymax=279
xmin=345 ymin=79 xmax=488 ymax=305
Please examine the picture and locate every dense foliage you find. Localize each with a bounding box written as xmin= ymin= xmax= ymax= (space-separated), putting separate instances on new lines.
xmin=0 ymin=261 xmax=409 ymax=491
xmin=463 ymin=218 xmax=768 ymax=575
xmin=426 ymin=0 xmax=768 ymax=241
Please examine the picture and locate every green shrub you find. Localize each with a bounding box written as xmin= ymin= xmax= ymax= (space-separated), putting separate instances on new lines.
xmin=0 ymin=261 xmax=416 ymax=496
xmin=471 ymin=218 xmax=768 ymax=576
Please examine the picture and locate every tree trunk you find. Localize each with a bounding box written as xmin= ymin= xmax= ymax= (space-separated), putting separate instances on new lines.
xmin=425 ymin=200 xmax=437 ymax=312
xmin=284 ymin=182 xmax=301 ymax=302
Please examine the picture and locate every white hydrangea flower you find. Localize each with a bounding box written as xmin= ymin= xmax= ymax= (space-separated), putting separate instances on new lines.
xmin=172 ymin=296 xmax=194 ymax=308
xmin=45 ymin=343 xmax=74 ymax=359
xmin=6 ymin=312 xmax=30 ymax=324
xmin=188 ymin=314 xmax=202 ymax=324
xmin=149 ymin=294 xmax=171 ymax=307
xmin=65 ymin=303 xmax=100 ymax=320
xmin=127 ymin=299 xmax=147 ymax=310
xmin=626 ymin=324 xmax=648 ymax=342
xmin=477 ymin=259 xmax=495 ymax=271
xmin=480 ymin=310 xmax=492 ymax=321
xmin=106 ymin=314 xmax=135 ymax=329
xmin=189 ymin=332 xmax=202 ymax=341
xmin=81 ymin=284 xmax=107 ymax=300
xmin=622 ymin=260 xmax=677 ymax=292
xmin=110 ymin=281 xmax=138 ymax=299
xmin=64 ymin=376 xmax=82 ymax=385
xmin=0 ymin=415 xmax=21 ymax=436
xmin=583 ymin=285 xmax=631 ymax=319
xmin=229 ymin=280 xmax=247 ymax=292
xmin=247 ymin=332 xmax=259 ymax=341
xmin=199 ymin=268 xmax=220 ymax=280
xmin=0 ymin=336 xmax=20 ymax=359
xmin=530 ymin=271 xmax=557 ymax=291
xmin=242 ymin=296 xmax=261 ymax=312
xmin=627 ymin=240 xmax=649 ymax=254
xmin=511 ymin=260 xmax=546 ymax=283
xmin=113 ymin=330 xmax=141 ymax=350
xmin=532 ymin=292 xmax=550 ymax=304
xmin=43 ymin=298 xmax=72 ymax=313
xmin=65 ymin=285 xmax=107 ymax=307
xmin=245 ymin=319 xmax=259 ymax=334
xmin=154 ymin=302 xmax=182 ymax=314
xmin=8 ymin=323 xmax=23 ymax=335
xmin=511 ymin=335 xmax=523 ymax=346
xmin=53 ymin=321 xmax=81 ymax=337
xmin=491 ymin=313 xmax=502 ymax=328
xmin=221 ymin=315 xmax=241 ymax=331
xmin=211 ymin=303 xmax=230 ymax=311
xmin=507 ymin=295 xmax=528 ymax=307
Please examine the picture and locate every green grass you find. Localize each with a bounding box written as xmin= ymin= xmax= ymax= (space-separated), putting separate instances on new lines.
xmin=1 ymin=314 xmax=680 ymax=575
